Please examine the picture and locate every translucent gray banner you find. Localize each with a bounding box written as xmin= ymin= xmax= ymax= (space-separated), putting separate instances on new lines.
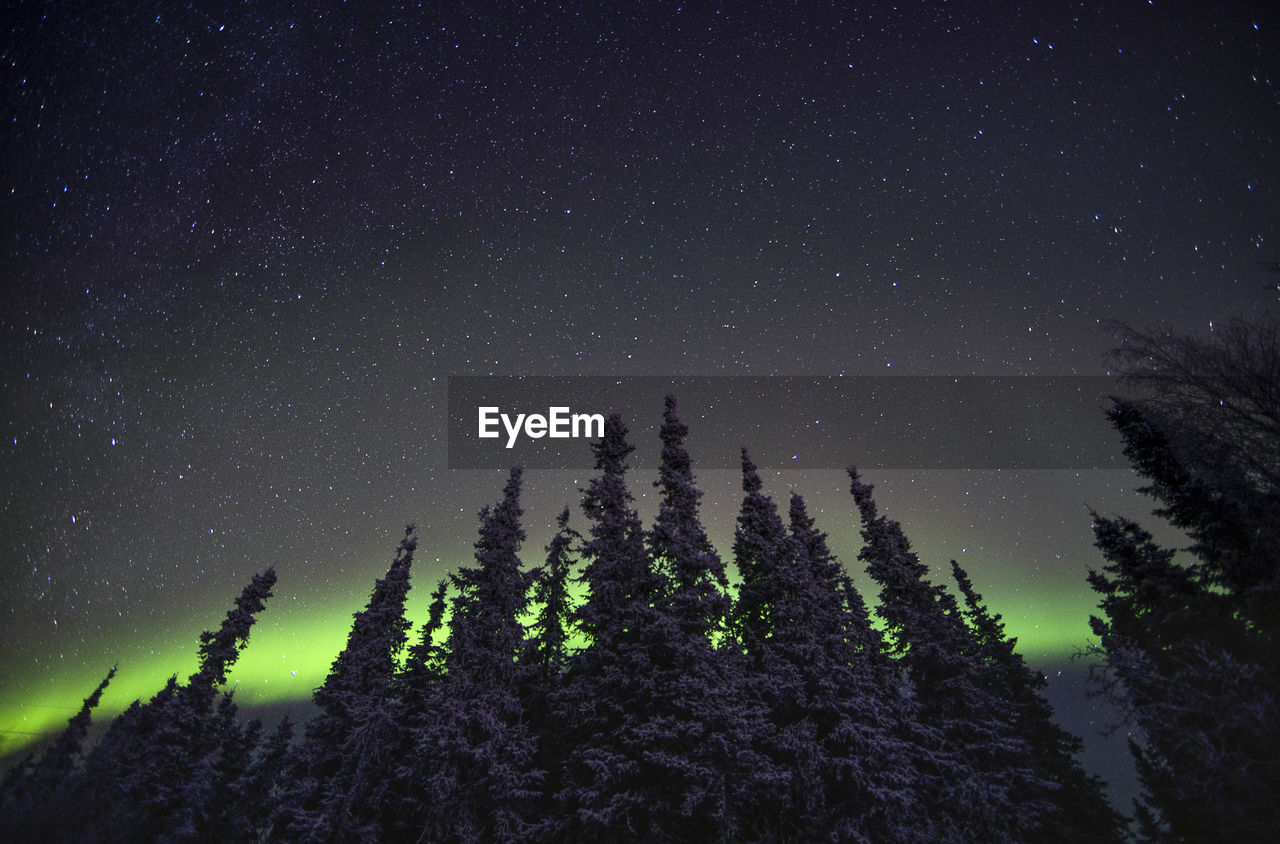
xmin=446 ymin=376 xmax=1128 ymax=470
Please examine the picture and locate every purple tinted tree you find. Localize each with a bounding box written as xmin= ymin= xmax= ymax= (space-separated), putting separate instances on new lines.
xmin=851 ymin=469 xmax=1052 ymax=842
xmin=951 ymin=560 xmax=1125 ymax=842
xmin=275 ymin=529 xmax=414 ymax=841
xmin=555 ymin=411 xmax=744 ymax=840
xmin=405 ymin=467 xmax=543 ymax=843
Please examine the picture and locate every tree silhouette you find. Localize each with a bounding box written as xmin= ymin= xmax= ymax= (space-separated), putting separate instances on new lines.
xmin=275 ymin=529 xmax=414 ymax=841
xmin=951 ymin=560 xmax=1125 ymax=842
xmin=57 ymin=568 xmax=276 ymax=840
xmin=0 ymin=397 xmax=1154 ymax=842
xmin=0 ymin=666 xmax=115 ymax=841
xmin=851 ymin=468 xmax=1052 ymax=842
xmin=554 ymin=412 xmax=746 ymax=840
xmin=407 ymin=467 xmax=543 ymax=842
xmin=1088 ymin=316 xmax=1280 ymax=841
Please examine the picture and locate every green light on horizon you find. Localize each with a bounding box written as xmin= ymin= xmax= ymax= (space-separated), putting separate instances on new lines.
xmin=2 ymin=539 xmax=1100 ymax=762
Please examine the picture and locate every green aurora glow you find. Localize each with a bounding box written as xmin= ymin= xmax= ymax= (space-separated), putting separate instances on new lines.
xmin=2 ymin=529 xmax=1104 ymax=762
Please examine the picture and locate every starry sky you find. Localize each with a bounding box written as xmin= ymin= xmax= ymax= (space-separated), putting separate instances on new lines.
xmin=2 ymin=0 xmax=1277 ymax=794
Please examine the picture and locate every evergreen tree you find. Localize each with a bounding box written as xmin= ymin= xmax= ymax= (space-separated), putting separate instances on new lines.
xmin=555 ymin=412 xmax=737 ymax=840
xmin=0 ymin=666 xmax=115 ymax=841
xmin=402 ymin=575 xmax=451 ymax=688
xmin=641 ymin=398 xmax=761 ymax=840
xmin=275 ymin=528 xmax=415 ymax=842
xmin=732 ymin=453 xmax=916 ymax=841
xmin=526 ymin=506 xmax=578 ymax=678
xmin=188 ymin=569 xmax=279 ymax=696
xmin=571 ymin=413 xmax=664 ymax=652
xmin=1086 ymin=317 xmax=1280 ymax=841
xmin=787 ymin=491 xmax=922 ymax=842
xmin=850 ymin=468 xmax=1051 ymax=842
xmin=1089 ymin=508 xmax=1278 ymax=840
xmin=523 ymin=505 xmax=579 ymax=829
xmin=951 ymin=560 xmax=1126 ymax=843
xmin=223 ymin=716 xmax=294 ymax=842
xmin=406 ymin=467 xmax=543 ymax=842
xmin=383 ymin=575 xmax=451 ymax=838
xmin=731 ymin=450 xmax=826 ymax=839
xmin=65 ymin=568 xmax=276 ymax=841
xmin=649 ymin=395 xmax=731 ymax=638
xmin=177 ymin=692 xmax=260 ymax=842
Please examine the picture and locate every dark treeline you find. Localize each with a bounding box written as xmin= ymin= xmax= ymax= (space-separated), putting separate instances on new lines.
xmin=0 ymin=396 xmax=1122 ymax=843
xmin=2 ymin=317 xmax=1276 ymax=842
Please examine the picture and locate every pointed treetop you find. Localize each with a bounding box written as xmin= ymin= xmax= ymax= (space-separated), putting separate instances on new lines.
xmin=314 ymin=527 xmax=415 ymax=713
xmin=650 ymin=396 xmax=729 ymax=633
xmin=449 ymin=465 xmax=529 ymax=675
xmin=500 ymin=467 xmax=523 ymax=512
xmin=404 ymin=576 xmax=452 ymax=685
xmin=189 ymin=567 xmax=277 ymax=693
xmin=657 ymin=395 xmax=693 ymax=479
xmin=847 ymin=466 xmax=878 ymax=523
xmin=788 ymin=491 xmax=832 ymax=568
xmin=592 ymin=413 xmax=634 ymax=476
xmin=528 ymin=505 xmax=578 ymax=672
xmin=741 ymin=447 xmax=762 ymax=494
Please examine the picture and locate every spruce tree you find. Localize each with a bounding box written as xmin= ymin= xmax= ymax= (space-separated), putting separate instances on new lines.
xmin=1089 ymin=504 xmax=1278 ymax=840
xmin=275 ymin=528 xmax=415 ymax=842
xmin=951 ymin=560 xmax=1126 ymax=842
xmin=649 ymin=395 xmax=731 ymax=637
xmin=405 ymin=467 xmax=542 ymax=843
xmin=641 ymin=398 xmax=760 ymax=839
xmin=385 ymin=575 xmax=451 ymax=838
xmin=555 ymin=412 xmax=735 ymax=840
xmin=526 ymin=506 xmax=578 ymax=678
xmin=402 ymin=576 xmax=451 ymax=688
xmin=850 ymin=468 xmax=1050 ymax=842
xmin=1085 ymin=317 xmax=1280 ymax=840
xmin=787 ymin=491 xmax=922 ymax=842
xmin=0 ymin=666 xmax=115 ymax=841
xmin=67 ymin=568 xmax=276 ymax=841
xmin=730 ymin=450 xmax=825 ymax=839
xmin=732 ymin=453 xmax=916 ymax=840
xmin=223 ymin=716 xmax=294 ymax=842
xmin=523 ymin=505 xmax=579 ymax=828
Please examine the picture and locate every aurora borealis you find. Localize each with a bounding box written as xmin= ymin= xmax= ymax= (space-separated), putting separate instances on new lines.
xmin=2 ymin=0 xmax=1277 ymax=804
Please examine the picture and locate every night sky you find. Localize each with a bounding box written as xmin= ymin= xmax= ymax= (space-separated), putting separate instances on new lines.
xmin=2 ymin=0 xmax=1277 ymax=799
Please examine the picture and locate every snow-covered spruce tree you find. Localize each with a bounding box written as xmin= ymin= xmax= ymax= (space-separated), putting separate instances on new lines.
xmin=219 ymin=716 xmax=294 ymax=842
xmin=0 ymin=666 xmax=115 ymax=841
xmin=650 ymin=396 xmax=732 ymax=639
xmin=849 ymin=469 xmax=1052 ymax=842
xmin=526 ymin=506 xmax=578 ymax=680
xmin=1085 ymin=319 xmax=1280 ymax=842
xmin=180 ymin=691 xmax=262 ymax=842
xmin=640 ymin=397 xmax=764 ymax=840
xmin=730 ymin=450 xmax=828 ymax=839
xmin=404 ymin=467 xmax=543 ymax=843
xmin=520 ymin=505 xmax=579 ymax=827
xmin=66 ymin=567 xmax=276 ymax=841
xmin=401 ymin=575 xmax=451 ymax=689
xmin=274 ymin=528 xmax=415 ymax=842
xmin=786 ymin=490 xmax=923 ymax=842
xmin=950 ymin=560 xmax=1126 ymax=843
xmin=554 ymin=411 xmax=736 ymax=841
xmin=732 ymin=452 xmax=916 ymax=841
xmin=381 ymin=574 xmax=451 ymax=836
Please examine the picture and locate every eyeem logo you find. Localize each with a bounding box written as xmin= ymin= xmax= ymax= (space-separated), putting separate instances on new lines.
xmin=478 ymin=406 xmax=606 ymax=448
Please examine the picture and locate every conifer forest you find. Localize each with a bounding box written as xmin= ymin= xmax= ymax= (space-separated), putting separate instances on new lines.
xmin=2 ymin=318 xmax=1277 ymax=843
